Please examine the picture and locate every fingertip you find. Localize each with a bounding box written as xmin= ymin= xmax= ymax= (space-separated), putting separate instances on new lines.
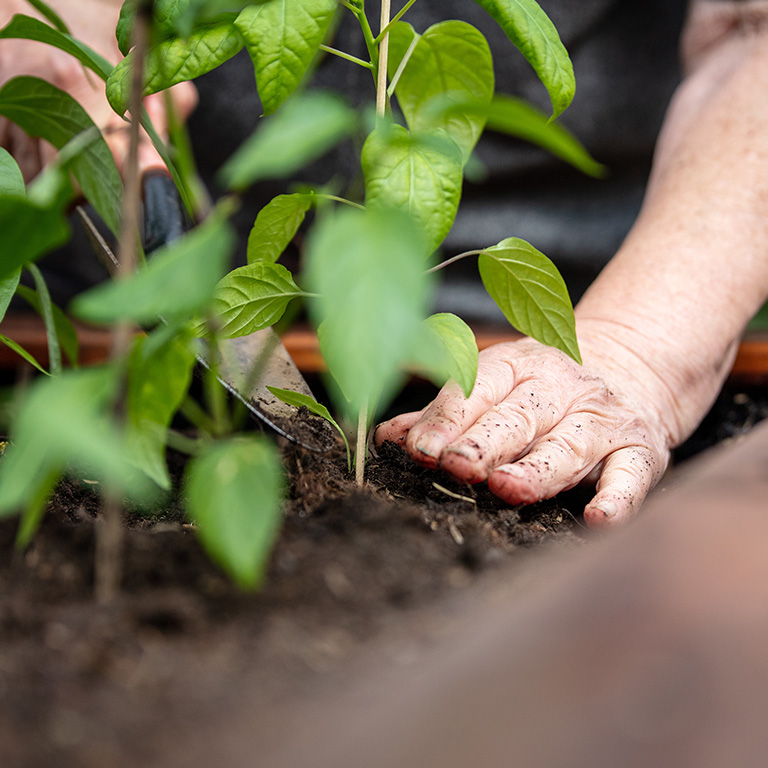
xmin=439 ymin=444 xmax=490 ymax=483
xmin=373 ymin=412 xmax=421 ymax=446
xmin=409 ymin=430 xmax=447 ymax=469
xmin=488 ymin=464 xmax=539 ymax=505
xmin=583 ymin=497 xmax=630 ymax=529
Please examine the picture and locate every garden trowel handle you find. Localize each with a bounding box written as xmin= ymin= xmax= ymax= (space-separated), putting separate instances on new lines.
xmin=142 ymin=171 xmax=187 ymax=254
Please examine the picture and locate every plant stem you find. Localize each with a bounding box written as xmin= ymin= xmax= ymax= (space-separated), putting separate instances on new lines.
xmin=96 ymin=0 xmax=150 ymax=605
xmin=26 ymin=263 xmax=61 ymax=376
xmin=426 ymin=249 xmax=483 ymax=274
xmin=319 ymin=44 xmax=374 ymax=70
xmin=376 ymin=0 xmax=392 ymax=117
xmin=374 ymin=0 xmax=418 ymax=42
xmin=387 ymin=33 xmax=418 ymax=98
xmin=349 ymin=1 xmax=378 ymax=81
xmin=313 ymin=193 xmax=366 ymax=210
xmin=355 ymin=400 xmax=368 ymax=486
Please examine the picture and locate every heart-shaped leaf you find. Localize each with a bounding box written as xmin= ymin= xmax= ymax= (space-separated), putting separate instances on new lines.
xmin=207 ymin=261 xmax=306 ymax=338
xmin=235 ymin=0 xmax=338 ymax=115
xmin=305 ymin=207 xmax=432 ymax=419
xmin=388 ymin=20 xmax=494 ymax=162
xmin=247 ymin=193 xmax=312 ymax=264
xmin=362 ymin=124 xmax=463 ymax=256
xmin=185 ymin=436 xmax=284 ymax=589
xmin=472 ymin=0 xmax=574 ymax=118
xmin=479 ymin=237 xmax=580 ymax=362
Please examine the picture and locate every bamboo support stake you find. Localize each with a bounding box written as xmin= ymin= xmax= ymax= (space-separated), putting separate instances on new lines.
xmin=354 ymin=0 xmax=391 ymax=487
xmin=376 ymin=0 xmax=391 ymax=117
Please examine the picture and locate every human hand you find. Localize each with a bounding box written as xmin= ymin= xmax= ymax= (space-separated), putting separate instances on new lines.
xmin=375 ymin=334 xmax=673 ymax=529
xmin=0 ymin=0 xmax=196 ymax=181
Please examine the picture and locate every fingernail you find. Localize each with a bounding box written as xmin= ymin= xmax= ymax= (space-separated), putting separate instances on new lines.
xmin=592 ymin=501 xmax=617 ymax=520
xmin=414 ymin=431 xmax=446 ymax=459
xmin=495 ymin=463 xmax=526 ymax=479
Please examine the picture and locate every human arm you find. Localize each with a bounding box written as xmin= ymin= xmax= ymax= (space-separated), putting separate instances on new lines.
xmin=376 ymin=0 xmax=768 ymax=528
xmin=0 ymin=0 xmax=196 ymax=181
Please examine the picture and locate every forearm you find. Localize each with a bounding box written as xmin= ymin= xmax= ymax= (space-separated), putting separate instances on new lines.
xmin=575 ymin=1 xmax=768 ymax=447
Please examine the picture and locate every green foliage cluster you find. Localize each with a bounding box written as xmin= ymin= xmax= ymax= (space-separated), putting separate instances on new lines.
xmin=0 ymin=0 xmax=601 ymax=590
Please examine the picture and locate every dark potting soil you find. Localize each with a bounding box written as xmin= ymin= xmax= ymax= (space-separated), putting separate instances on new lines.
xmin=0 ymin=385 xmax=766 ymax=767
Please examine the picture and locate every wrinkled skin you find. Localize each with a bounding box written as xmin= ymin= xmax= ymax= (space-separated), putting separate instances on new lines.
xmin=376 ymin=337 xmax=670 ymax=529
xmin=0 ymin=0 xmax=197 ymax=181
xmin=379 ymin=0 xmax=768 ymax=528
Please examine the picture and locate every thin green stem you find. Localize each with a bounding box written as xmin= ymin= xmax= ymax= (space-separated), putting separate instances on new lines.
xmin=351 ymin=2 xmax=379 ymax=81
xmin=374 ymin=0 xmax=418 ymax=42
xmin=166 ymin=429 xmax=201 ymax=456
xmin=313 ymin=193 xmax=366 ymax=210
xmin=179 ymin=395 xmax=218 ymax=437
xmin=426 ymin=249 xmax=483 ymax=274
xmin=387 ymin=33 xmax=418 ymax=98
xmin=163 ymin=90 xmax=211 ymax=220
xmin=26 ymin=264 xmax=61 ymax=376
xmin=319 ymin=44 xmax=374 ymax=70
xmin=355 ymin=400 xmax=368 ymax=486
xmin=204 ymin=325 xmax=231 ymax=438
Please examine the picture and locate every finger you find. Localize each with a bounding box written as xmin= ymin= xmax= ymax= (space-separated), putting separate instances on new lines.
xmin=438 ymin=389 xmax=563 ymax=483
xmin=583 ymin=446 xmax=667 ymax=529
xmin=404 ymin=359 xmax=520 ymax=468
xmin=4 ymin=124 xmax=42 ymax=183
xmin=138 ymin=85 xmax=199 ymax=174
xmin=374 ymin=411 xmax=424 ymax=447
xmin=167 ymin=81 xmax=199 ymax=122
xmin=486 ymin=416 xmax=601 ymax=503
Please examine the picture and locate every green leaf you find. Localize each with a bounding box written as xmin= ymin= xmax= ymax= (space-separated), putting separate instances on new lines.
xmin=72 ymin=211 xmax=235 ymax=325
xmin=0 ymin=196 xmax=70 ymax=281
xmin=185 ymin=436 xmax=284 ymax=589
xmin=235 ymin=0 xmax=338 ymax=115
xmin=173 ymin=0 xmax=260 ymax=36
xmin=432 ymin=93 xmax=605 ymax=177
xmin=362 ymin=124 xmax=463 ymax=256
xmin=412 ymin=313 xmax=478 ymax=398
xmin=0 ymin=269 xmax=21 ymax=322
xmin=479 ymin=238 xmax=580 ymax=363
xmin=22 ymin=1 xmax=69 ymax=33
xmin=14 ymin=284 xmax=79 ymax=366
xmin=247 ymin=193 xmax=312 ymax=264
xmin=126 ymin=330 xmax=196 ymax=489
xmin=266 ymin=384 xmax=350 ymax=468
xmin=0 ymin=14 xmax=112 ymax=79
xmin=387 ymin=20 xmax=418 ymax=76
xmin=0 ymin=76 xmax=122 ymax=234
xmin=206 ymin=261 xmax=305 ymax=338
xmin=388 ymin=20 xmax=494 ymax=163
xmin=27 ymin=263 xmax=61 ymax=375
xmin=0 ymin=334 xmax=48 ymax=375
xmin=305 ymin=207 xmax=432 ymax=419
xmin=107 ymin=21 xmax=244 ymax=116
xmin=472 ymin=0 xmax=574 ymax=118
xmin=0 ymin=148 xmax=25 ymax=197
xmin=0 ymin=367 xmax=154 ymax=525
xmin=219 ymin=90 xmax=355 ymax=190
xmin=117 ymin=0 xmax=190 ymax=55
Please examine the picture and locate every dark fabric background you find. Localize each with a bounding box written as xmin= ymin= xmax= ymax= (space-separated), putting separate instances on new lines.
xmin=189 ymin=0 xmax=689 ymax=318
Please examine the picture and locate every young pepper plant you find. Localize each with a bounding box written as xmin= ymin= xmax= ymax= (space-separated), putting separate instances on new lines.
xmin=94 ymin=0 xmax=602 ymax=484
xmin=141 ymin=0 xmax=599 ymax=483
